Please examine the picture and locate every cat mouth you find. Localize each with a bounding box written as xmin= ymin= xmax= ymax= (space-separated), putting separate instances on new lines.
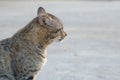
xmin=56 ymin=37 xmax=65 ymax=42
xmin=58 ymin=38 xmax=64 ymax=41
xmin=53 ymin=35 xmax=66 ymax=42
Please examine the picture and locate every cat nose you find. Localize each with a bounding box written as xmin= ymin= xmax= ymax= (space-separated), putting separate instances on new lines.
xmin=60 ymin=30 xmax=67 ymax=37
xmin=64 ymin=32 xmax=67 ymax=37
xmin=63 ymin=32 xmax=67 ymax=37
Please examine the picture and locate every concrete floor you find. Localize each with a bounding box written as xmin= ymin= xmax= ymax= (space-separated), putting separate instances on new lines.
xmin=0 ymin=1 xmax=120 ymax=80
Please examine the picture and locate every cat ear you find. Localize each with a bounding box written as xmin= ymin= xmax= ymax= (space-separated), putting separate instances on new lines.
xmin=37 ymin=7 xmax=46 ymax=25
xmin=37 ymin=7 xmax=46 ymax=15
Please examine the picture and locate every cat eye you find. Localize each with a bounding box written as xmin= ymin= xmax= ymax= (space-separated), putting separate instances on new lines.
xmin=54 ymin=28 xmax=63 ymax=33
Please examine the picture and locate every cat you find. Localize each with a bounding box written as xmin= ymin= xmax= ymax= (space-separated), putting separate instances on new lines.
xmin=0 ymin=7 xmax=67 ymax=80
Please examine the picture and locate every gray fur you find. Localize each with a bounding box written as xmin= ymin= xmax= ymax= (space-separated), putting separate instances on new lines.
xmin=0 ymin=7 xmax=67 ymax=80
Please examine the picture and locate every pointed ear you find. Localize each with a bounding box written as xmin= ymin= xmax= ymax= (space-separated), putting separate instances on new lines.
xmin=37 ymin=7 xmax=46 ymax=15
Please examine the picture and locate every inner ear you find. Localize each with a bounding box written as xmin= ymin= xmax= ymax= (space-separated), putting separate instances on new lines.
xmin=38 ymin=16 xmax=49 ymax=27
xmin=37 ymin=7 xmax=46 ymax=15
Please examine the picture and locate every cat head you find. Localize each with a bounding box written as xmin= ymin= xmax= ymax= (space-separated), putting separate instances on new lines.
xmin=37 ymin=7 xmax=67 ymax=42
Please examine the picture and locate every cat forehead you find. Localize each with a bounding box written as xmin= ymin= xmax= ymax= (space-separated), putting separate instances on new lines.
xmin=47 ymin=13 xmax=60 ymax=22
xmin=46 ymin=13 xmax=63 ymax=30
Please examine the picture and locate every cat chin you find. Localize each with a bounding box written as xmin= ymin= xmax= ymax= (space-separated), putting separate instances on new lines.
xmin=53 ymin=39 xmax=63 ymax=43
xmin=59 ymin=40 xmax=63 ymax=43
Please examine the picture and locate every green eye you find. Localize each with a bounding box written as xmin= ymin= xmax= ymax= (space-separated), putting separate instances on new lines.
xmin=54 ymin=30 xmax=59 ymax=33
xmin=54 ymin=29 xmax=61 ymax=33
xmin=56 ymin=27 xmax=63 ymax=33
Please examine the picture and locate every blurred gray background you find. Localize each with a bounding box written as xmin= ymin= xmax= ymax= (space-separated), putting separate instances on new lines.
xmin=0 ymin=0 xmax=120 ymax=80
xmin=0 ymin=0 xmax=120 ymax=1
